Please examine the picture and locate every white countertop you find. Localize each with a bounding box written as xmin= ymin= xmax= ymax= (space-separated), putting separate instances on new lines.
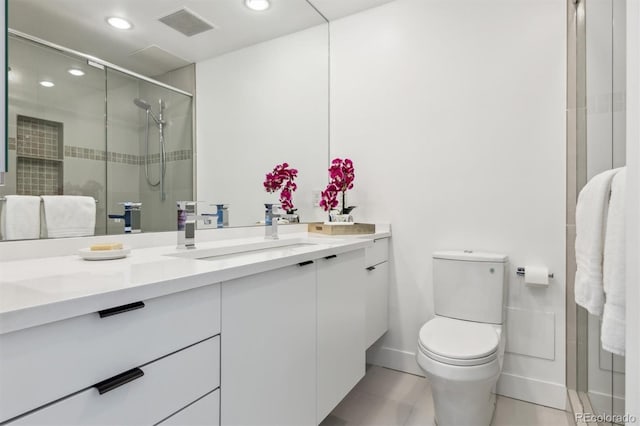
xmin=0 ymin=229 xmax=390 ymax=335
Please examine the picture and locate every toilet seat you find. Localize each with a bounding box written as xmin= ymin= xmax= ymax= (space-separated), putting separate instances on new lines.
xmin=418 ymin=317 xmax=500 ymax=367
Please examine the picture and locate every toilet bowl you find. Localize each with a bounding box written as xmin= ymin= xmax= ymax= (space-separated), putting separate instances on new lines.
xmin=416 ymin=250 xmax=508 ymax=426
xmin=417 ymin=316 xmax=505 ymax=426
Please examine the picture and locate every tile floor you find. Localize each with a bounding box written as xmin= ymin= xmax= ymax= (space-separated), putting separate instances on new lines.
xmin=320 ymin=365 xmax=575 ymax=426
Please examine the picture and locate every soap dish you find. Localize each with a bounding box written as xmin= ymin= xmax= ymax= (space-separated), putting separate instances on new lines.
xmin=78 ymin=247 xmax=131 ymax=261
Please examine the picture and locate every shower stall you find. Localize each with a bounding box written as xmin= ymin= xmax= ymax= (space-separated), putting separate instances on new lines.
xmin=3 ymin=32 xmax=194 ymax=236
xmin=568 ymin=0 xmax=626 ymax=423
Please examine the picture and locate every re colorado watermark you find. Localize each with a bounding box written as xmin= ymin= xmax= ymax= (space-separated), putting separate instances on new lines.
xmin=575 ymin=412 xmax=638 ymax=423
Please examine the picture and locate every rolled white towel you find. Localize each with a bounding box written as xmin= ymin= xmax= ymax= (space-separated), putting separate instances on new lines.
xmin=574 ymin=167 xmax=622 ymax=315
xmin=601 ymin=168 xmax=626 ymax=356
xmin=0 ymin=195 xmax=41 ymax=240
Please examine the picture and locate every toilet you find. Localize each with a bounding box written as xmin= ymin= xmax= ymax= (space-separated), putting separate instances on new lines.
xmin=416 ymin=250 xmax=508 ymax=426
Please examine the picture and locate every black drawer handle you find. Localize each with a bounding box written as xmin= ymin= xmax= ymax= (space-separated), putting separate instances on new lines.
xmin=366 ymin=266 xmax=376 ymax=271
xmin=94 ymin=368 xmax=144 ymax=395
xmin=298 ymin=260 xmax=314 ymax=267
xmin=324 ymin=255 xmax=337 ymax=260
xmin=98 ymin=301 xmax=145 ymax=318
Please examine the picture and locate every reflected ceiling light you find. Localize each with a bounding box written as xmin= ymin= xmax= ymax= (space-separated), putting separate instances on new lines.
xmin=245 ymin=0 xmax=270 ymax=11
xmin=39 ymin=80 xmax=55 ymax=88
xmin=68 ymin=68 xmax=85 ymax=77
xmin=107 ymin=16 xmax=133 ymax=30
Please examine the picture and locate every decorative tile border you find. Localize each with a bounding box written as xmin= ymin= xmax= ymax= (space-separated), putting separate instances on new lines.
xmin=10 ymin=142 xmax=192 ymax=165
xmin=64 ymin=145 xmax=108 ymax=162
xmin=61 ymin=145 xmax=192 ymax=165
xmin=146 ymin=150 xmax=193 ymax=164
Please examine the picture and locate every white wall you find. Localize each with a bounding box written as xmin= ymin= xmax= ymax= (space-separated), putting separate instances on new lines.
xmin=625 ymin=0 xmax=640 ymax=421
xmin=196 ymin=25 xmax=328 ymax=227
xmin=329 ymin=0 xmax=567 ymax=409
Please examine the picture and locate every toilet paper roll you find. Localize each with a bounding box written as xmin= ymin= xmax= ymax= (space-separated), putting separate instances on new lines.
xmin=525 ymin=266 xmax=549 ymax=286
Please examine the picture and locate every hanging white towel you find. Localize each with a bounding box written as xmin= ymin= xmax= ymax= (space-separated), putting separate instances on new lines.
xmin=601 ymin=168 xmax=626 ymax=356
xmin=0 ymin=195 xmax=41 ymax=240
xmin=574 ymin=167 xmax=622 ymax=315
xmin=41 ymin=195 xmax=96 ymax=238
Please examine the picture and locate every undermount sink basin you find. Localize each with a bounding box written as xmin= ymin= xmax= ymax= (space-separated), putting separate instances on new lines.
xmin=165 ymin=238 xmax=328 ymax=261
xmin=197 ymin=243 xmax=318 ymax=261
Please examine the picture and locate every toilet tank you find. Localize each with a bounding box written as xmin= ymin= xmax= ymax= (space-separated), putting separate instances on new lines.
xmin=433 ymin=251 xmax=509 ymax=324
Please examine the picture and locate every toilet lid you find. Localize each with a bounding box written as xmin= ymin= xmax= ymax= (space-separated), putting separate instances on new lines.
xmin=418 ymin=317 xmax=500 ymax=361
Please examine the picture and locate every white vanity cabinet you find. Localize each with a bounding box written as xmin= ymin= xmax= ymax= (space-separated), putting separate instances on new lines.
xmin=220 ymin=262 xmax=317 ymax=426
xmin=0 ymin=284 xmax=221 ymax=425
xmin=365 ymin=238 xmax=390 ymax=348
xmin=221 ymin=248 xmax=367 ymax=426
xmin=316 ymin=250 xmax=366 ymax=423
xmin=0 ymin=237 xmax=386 ymax=426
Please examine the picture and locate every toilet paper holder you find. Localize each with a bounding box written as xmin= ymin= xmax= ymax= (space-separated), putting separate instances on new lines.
xmin=516 ymin=267 xmax=554 ymax=279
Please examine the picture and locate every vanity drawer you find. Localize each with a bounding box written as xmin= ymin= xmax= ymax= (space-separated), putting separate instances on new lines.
xmin=0 ymin=284 xmax=220 ymax=423
xmin=158 ymin=389 xmax=220 ymax=426
xmin=365 ymin=238 xmax=389 ymax=268
xmin=8 ymin=336 xmax=220 ymax=426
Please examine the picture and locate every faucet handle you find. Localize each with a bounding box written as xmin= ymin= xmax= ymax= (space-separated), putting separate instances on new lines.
xmin=267 ymin=203 xmax=284 ymax=215
xmin=177 ymin=201 xmax=197 ymax=214
xmin=118 ymin=201 xmax=142 ymax=211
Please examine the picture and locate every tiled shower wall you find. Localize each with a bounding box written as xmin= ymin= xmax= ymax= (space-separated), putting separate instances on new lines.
xmin=17 ymin=116 xmax=61 ymax=159
xmin=16 ymin=158 xmax=61 ymax=196
xmin=15 ymin=115 xmax=63 ymax=196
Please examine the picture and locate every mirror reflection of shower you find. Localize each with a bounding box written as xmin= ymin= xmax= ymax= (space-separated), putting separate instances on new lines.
xmin=134 ymin=98 xmax=167 ymax=201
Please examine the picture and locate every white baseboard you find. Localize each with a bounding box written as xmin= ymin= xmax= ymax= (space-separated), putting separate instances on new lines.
xmin=366 ymin=346 xmax=567 ymax=411
xmin=366 ymin=345 xmax=425 ymax=376
xmin=497 ymin=372 xmax=567 ymax=410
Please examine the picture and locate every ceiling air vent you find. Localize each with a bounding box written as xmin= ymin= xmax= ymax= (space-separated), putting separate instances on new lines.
xmin=158 ymin=8 xmax=215 ymax=37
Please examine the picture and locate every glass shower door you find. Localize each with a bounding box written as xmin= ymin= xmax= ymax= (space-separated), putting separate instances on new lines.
xmin=106 ymin=68 xmax=193 ymax=234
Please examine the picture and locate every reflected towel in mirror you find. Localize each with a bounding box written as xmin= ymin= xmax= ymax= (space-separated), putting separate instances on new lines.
xmin=41 ymin=195 xmax=96 ymax=238
xmin=0 ymin=195 xmax=41 ymax=240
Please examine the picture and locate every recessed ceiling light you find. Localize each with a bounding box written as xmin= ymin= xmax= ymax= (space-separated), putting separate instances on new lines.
xmin=68 ymin=68 xmax=85 ymax=77
xmin=245 ymin=0 xmax=270 ymax=11
xmin=39 ymin=80 xmax=55 ymax=88
xmin=107 ymin=16 xmax=133 ymax=30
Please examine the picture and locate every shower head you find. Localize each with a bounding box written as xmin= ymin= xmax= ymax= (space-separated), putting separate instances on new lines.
xmin=134 ymin=98 xmax=151 ymax=111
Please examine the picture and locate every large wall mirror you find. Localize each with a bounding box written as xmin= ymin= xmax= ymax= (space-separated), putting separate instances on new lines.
xmin=1 ymin=0 xmax=329 ymax=240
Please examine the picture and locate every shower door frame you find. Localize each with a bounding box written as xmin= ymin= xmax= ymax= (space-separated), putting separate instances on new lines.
xmin=566 ymin=0 xmax=627 ymax=422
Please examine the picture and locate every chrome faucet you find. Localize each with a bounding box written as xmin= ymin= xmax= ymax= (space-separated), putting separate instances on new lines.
xmin=177 ymin=201 xmax=215 ymax=249
xmin=265 ymin=203 xmax=283 ymax=240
